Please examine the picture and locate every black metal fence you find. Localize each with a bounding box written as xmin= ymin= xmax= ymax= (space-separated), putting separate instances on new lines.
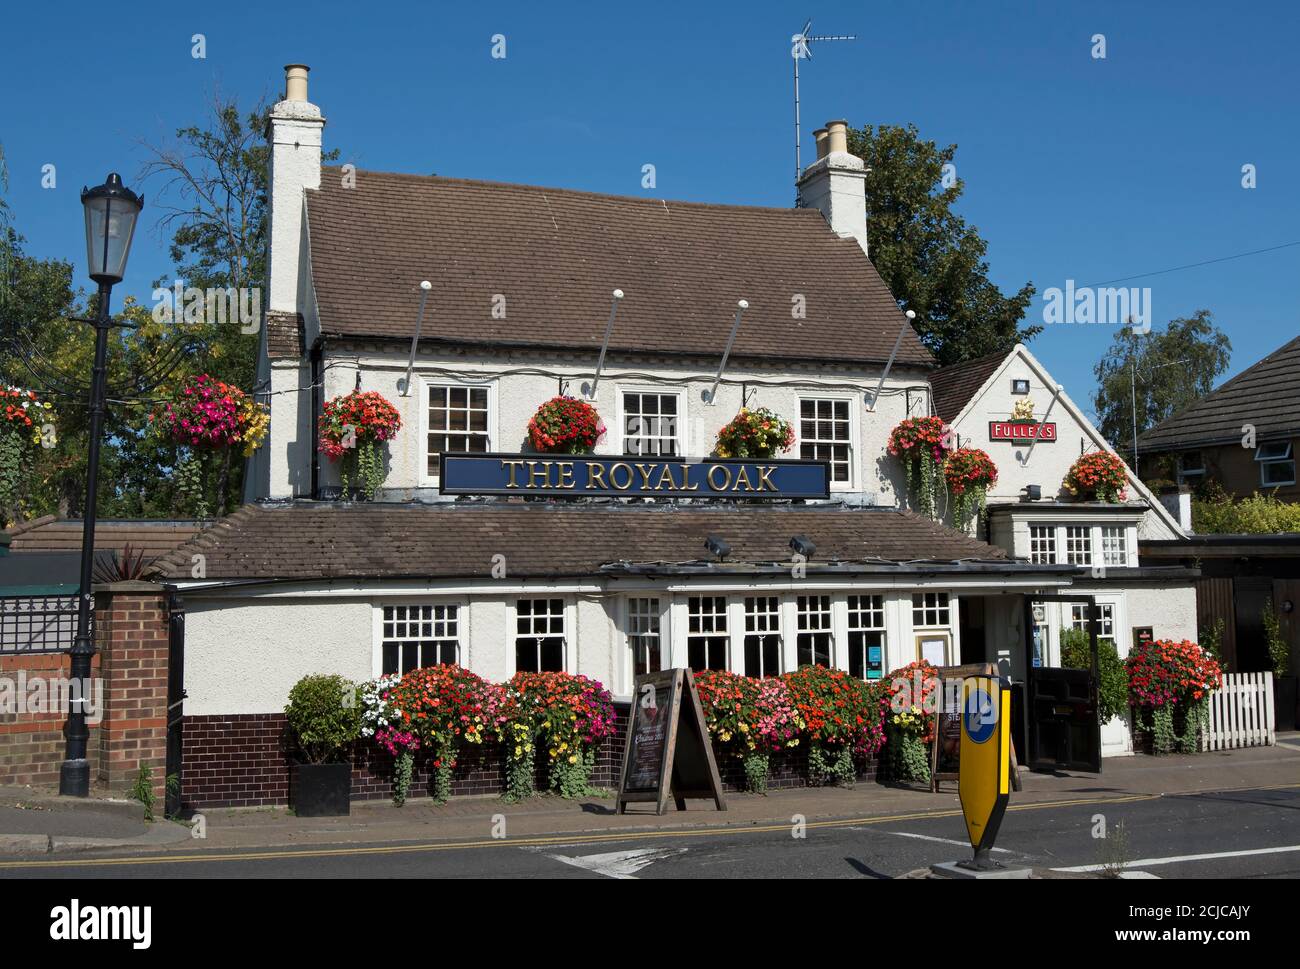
xmin=0 ymin=595 xmax=85 ymax=653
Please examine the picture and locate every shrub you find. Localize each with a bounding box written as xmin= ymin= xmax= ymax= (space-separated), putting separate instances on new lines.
xmin=527 ymin=395 xmax=605 ymax=454
xmin=1264 ymin=601 xmax=1290 ymax=677
xmin=713 ymin=407 xmax=795 ymax=459
xmin=1059 ymin=627 xmax=1129 ymax=723
xmin=1126 ymin=639 xmax=1222 ymax=754
xmin=285 ymin=674 xmax=363 ymax=764
xmin=1193 ymin=492 xmax=1300 ymax=534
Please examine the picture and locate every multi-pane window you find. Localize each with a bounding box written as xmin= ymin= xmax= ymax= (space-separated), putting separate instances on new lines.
xmin=1029 ymin=525 xmax=1057 ymax=564
xmin=1066 ymin=526 xmax=1093 ymax=566
xmin=799 ymin=398 xmax=852 ymax=484
xmin=743 ymin=596 xmax=782 ymax=677
xmin=516 ymin=598 xmax=565 ymax=673
xmin=1101 ymin=526 xmax=1128 ymax=566
xmin=626 ymin=597 xmax=662 ymax=677
xmin=847 ymin=595 xmax=886 ymax=680
xmin=623 ymin=392 xmax=680 ymax=456
xmin=380 ymin=604 xmax=459 ymax=675
xmin=1257 ymin=442 xmax=1296 ymax=487
xmin=687 ymin=596 xmax=728 ymax=671
xmin=1177 ymin=451 xmax=1205 ymax=486
xmin=796 ymin=595 xmax=833 ymax=667
xmin=427 ymin=385 xmax=490 ymax=474
xmin=1070 ymin=602 xmax=1116 ymax=647
xmin=912 ymin=592 xmax=950 ymax=627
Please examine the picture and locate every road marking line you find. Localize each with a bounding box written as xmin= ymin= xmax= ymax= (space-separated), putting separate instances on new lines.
xmin=876 ymin=830 xmax=1013 ymax=853
xmin=1053 ymin=843 xmax=1300 ymax=873
xmin=547 ymin=847 xmax=686 ymax=879
xmin=0 ymin=792 xmax=1162 ymax=870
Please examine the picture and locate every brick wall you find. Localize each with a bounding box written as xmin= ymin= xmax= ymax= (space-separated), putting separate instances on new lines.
xmin=0 ymin=583 xmax=169 ymax=798
xmin=181 ymin=703 xmax=878 ymax=809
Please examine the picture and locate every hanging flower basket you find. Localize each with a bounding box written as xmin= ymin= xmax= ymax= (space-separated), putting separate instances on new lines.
xmin=887 ymin=416 xmax=950 ymax=519
xmin=527 ymin=395 xmax=605 ymax=454
xmin=714 ymin=406 xmax=795 ymax=459
xmin=319 ymin=390 xmax=403 ymax=499
xmin=943 ymin=447 xmax=998 ymax=529
xmin=1063 ymin=451 xmax=1128 ymax=503
xmin=155 ymin=374 xmax=269 ymax=456
xmin=0 ymin=386 xmax=54 ymax=521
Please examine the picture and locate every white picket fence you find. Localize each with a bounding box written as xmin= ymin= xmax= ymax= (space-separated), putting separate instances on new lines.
xmin=1202 ymin=672 xmax=1275 ymax=751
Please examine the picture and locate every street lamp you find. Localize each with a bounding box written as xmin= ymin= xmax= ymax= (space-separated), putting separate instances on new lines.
xmin=59 ymin=173 xmax=143 ymax=797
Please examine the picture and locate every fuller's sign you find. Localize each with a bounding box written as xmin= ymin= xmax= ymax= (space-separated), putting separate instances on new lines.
xmin=989 ymin=421 xmax=1057 ymax=442
xmin=438 ymin=453 xmax=831 ymax=499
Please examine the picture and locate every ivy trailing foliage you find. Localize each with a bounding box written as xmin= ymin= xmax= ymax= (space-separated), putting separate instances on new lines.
xmin=888 ymin=416 xmax=950 ymax=520
xmin=943 ymin=447 xmax=997 ymax=530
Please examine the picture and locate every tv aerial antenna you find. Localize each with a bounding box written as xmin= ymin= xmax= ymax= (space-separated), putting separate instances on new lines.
xmin=791 ymin=18 xmax=856 ymax=205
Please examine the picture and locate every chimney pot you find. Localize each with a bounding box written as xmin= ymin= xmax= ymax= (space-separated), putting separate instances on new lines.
xmin=826 ymin=119 xmax=849 ymax=155
xmin=284 ymin=64 xmax=310 ymax=102
xmin=813 ymin=128 xmax=829 ymax=160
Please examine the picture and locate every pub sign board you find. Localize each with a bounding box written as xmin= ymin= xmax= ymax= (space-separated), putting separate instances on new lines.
xmin=989 ymin=421 xmax=1057 ymax=443
xmin=617 ymin=668 xmax=726 ymax=815
xmin=439 ymin=452 xmax=831 ymax=499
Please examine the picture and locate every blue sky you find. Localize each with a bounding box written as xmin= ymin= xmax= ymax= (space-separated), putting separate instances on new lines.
xmin=2 ymin=0 xmax=1297 ymax=418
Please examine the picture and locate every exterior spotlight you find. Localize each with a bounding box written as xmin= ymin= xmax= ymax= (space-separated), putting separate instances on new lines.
xmin=704 ymin=535 xmax=731 ymax=560
xmin=789 ymin=535 xmax=816 ymax=557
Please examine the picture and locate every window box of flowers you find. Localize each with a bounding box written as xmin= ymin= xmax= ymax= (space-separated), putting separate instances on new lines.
xmin=888 ymin=416 xmax=950 ymax=519
xmin=943 ymin=447 xmax=998 ymax=530
xmin=1063 ymin=451 xmax=1129 ymax=503
xmin=695 ymin=670 xmax=804 ymax=793
xmin=284 ymin=674 xmax=363 ymax=816
xmin=528 ymin=395 xmax=605 ymax=454
xmin=499 ymin=671 xmax=617 ymax=800
xmin=1126 ymin=638 xmax=1222 ymax=754
xmin=0 ymin=385 xmax=54 ymax=525
xmin=318 ymin=390 xmax=403 ymax=500
xmin=781 ymin=665 xmax=885 ymax=787
xmin=713 ymin=407 xmax=795 ymax=459
xmin=153 ymin=374 xmax=269 ymax=519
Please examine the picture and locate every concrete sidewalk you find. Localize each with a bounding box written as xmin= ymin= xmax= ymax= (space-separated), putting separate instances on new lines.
xmin=167 ymin=740 xmax=1300 ymax=853
xmin=3 ymin=741 xmax=1296 ymax=855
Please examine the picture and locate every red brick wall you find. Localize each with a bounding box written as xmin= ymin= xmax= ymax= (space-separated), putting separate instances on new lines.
xmin=180 ymin=704 xmax=878 ymax=809
xmin=0 ymin=586 xmax=169 ymax=798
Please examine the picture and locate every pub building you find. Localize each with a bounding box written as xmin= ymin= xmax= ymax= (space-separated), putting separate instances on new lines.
xmin=154 ymin=66 xmax=1198 ymax=805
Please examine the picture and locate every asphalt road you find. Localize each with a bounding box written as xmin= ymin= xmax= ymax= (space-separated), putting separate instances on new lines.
xmin=2 ymin=784 xmax=1298 ymax=879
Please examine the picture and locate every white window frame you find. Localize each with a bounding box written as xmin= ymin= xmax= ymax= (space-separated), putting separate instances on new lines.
xmin=847 ymin=594 xmax=887 ymax=680
xmin=1029 ymin=525 xmax=1058 ymax=564
xmin=911 ymin=591 xmax=951 ymax=628
xmin=742 ymin=595 xmax=783 ymax=677
xmin=1065 ymin=526 xmax=1093 ymax=566
xmin=616 ymin=386 xmax=687 ymax=457
xmin=1100 ymin=525 xmax=1129 ymax=566
xmin=622 ymin=595 xmax=668 ymax=692
xmin=1176 ymin=450 xmax=1205 ymax=487
xmin=418 ymin=377 xmax=497 ymax=486
xmin=796 ymin=392 xmax=857 ymax=491
xmin=371 ymin=602 xmax=464 ymax=677
xmin=511 ymin=596 xmax=571 ymax=675
xmin=1069 ymin=600 xmax=1119 ymax=648
xmin=1257 ymin=442 xmax=1296 ymax=487
xmin=795 ymin=594 xmax=834 ymax=667
xmin=685 ymin=594 xmax=729 ymax=672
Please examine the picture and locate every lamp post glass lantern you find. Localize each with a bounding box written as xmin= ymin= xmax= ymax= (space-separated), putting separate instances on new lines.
xmin=58 ymin=173 xmax=143 ymax=797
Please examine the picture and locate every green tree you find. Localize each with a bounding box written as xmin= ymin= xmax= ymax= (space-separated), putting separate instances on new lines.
xmin=846 ymin=124 xmax=1039 ymax=365
xmin=1091 ymin=310 xmax=1232 ymax=459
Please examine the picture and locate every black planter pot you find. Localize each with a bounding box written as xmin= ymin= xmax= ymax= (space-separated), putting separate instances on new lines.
xmin=1274 ymin=675 xmax=1298 ymax=733
xmin=290 ymin=762 xmax=352 ymax=816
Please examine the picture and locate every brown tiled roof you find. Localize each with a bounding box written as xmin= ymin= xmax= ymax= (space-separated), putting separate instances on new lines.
xmin=303 ymin=168 xmax=934 ymax=368
xmin=928 ymin=350 xmax=1009 ymax=423
xmin=4 ymin=517 xmax=205 ymax=558
xmin=152 ymin=502 xmax=1008 ymax=581
xmin=1138 ymin=335 xmax=1300 ymax=451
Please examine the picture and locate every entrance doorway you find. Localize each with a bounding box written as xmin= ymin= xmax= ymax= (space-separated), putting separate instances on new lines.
xmin=1021 ymin=595 xmax=1101 ymax=773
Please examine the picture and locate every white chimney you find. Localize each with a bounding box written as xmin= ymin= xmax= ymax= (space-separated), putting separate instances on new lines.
xmin=265 ymin=64 xmax=324 ymax=317
xmin=797 ymin=119 xmax=869 ymax=256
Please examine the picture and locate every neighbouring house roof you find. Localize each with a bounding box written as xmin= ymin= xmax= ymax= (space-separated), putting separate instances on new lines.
xmin=3 ymin=517 xmax=204 ymax=558
xmin=928 ymin=350 xmax=1010 ymax=423
xmin=1137 ymin=334 xmax=1300 ymax=452
xmin=303 ymin=168 xmax=934 ymax=369
xmin=150 ymin=501 xmax=1036 ymax=583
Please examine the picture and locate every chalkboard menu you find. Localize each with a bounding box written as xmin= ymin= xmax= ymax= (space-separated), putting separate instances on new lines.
xmin=617 ymin=668 xmax=726 ymax=815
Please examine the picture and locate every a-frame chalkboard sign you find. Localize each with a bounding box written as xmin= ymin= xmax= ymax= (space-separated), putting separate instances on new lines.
xmin=617 ymin=668 xmax=727 ymax=815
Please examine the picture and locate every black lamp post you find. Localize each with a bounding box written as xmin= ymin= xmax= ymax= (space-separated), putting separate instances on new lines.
xmin=58 ymin=173 xmax=143 ymax=797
